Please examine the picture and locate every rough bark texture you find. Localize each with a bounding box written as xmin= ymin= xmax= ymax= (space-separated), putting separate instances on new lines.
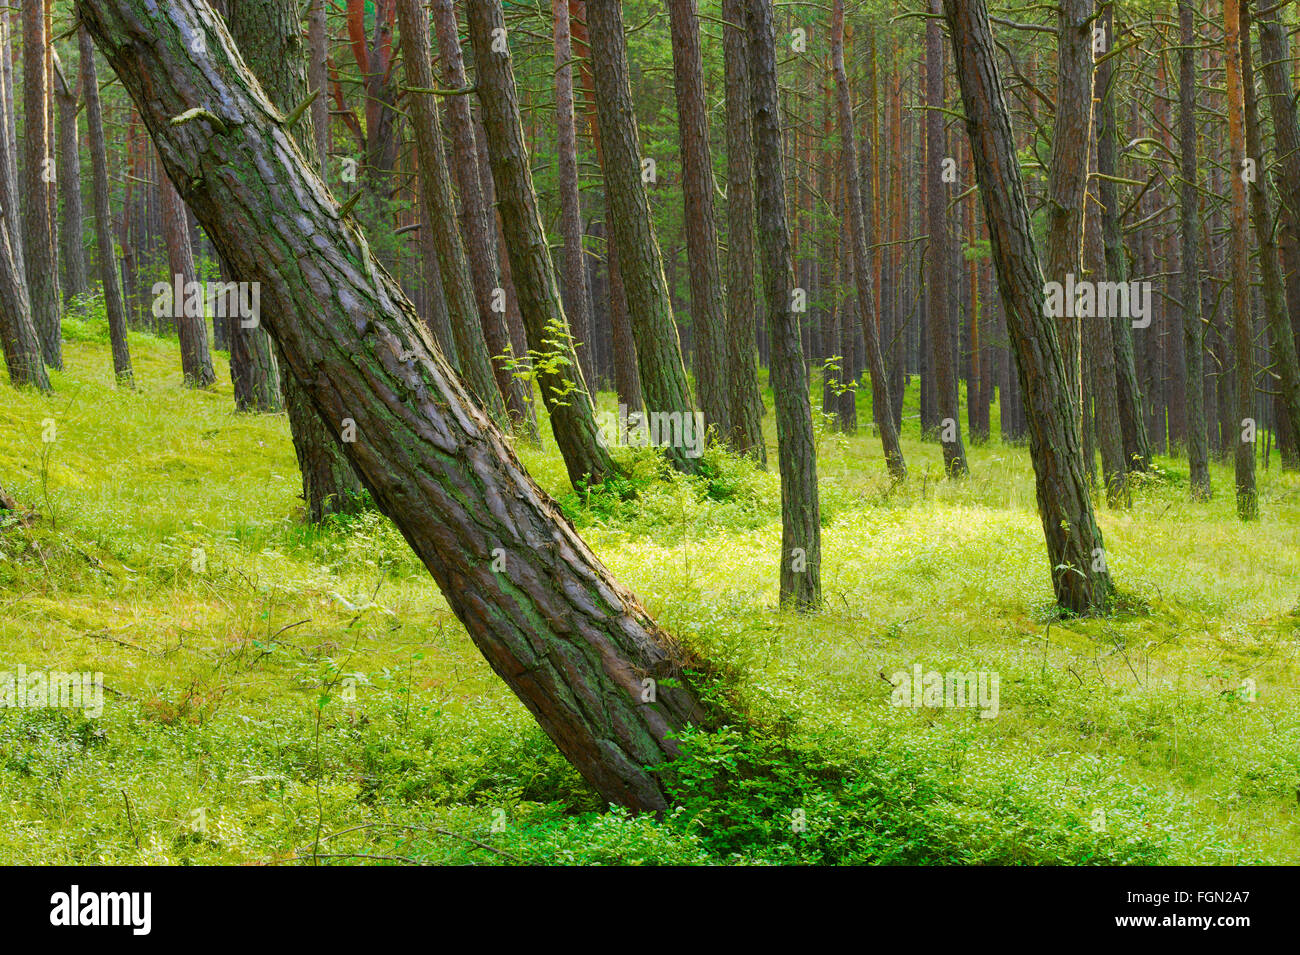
xmin=1225 ymin=0 xmax=1257 ymax=519
xmin=1242 ymin=0 xmax=1300 ymax=488
xmin=52 ymin=55 xmax=88 ymax=302
xmin=1095 ymin=3 xmax=1150 ymax=472
xmin=922 ymin=0 xmax=964 ymax=475
xmin=586 ymin=0 xmax=697 ymax=473
xmin=80 ymin=26 xmax=132 ymax=386
xmin=159 ymin=172 xmax=215 ymax=387
xmin=552 ymin=0 xmax=595 ymax=391
xmin=466 ymin=0 xmax=618 ymax=489
xmin=0 ymin=201 xmax=48 ymax=389
xmin=746 ymin=0 xmax=821 ymax=610
xmin=21 ymin=0 xmax=61 ymax=370
xmin=833 ymin=0 xmax=905 ymax=479
xmin=1043 ymin=0 xmax=1094 ymax=430
xmin=942 ymin=0 xmax=1112 ymax=615
xmin=307 ymin=0 xmax=330 ymax=179
xmin=76 ymin=0 xmax=711 ymax=812
xmin=226 ymin=0 xmax=364 ymax=518
xmin=667 ymin=0 xmax=728 ymax=438
xmin=395 ymin=0 xmax=506 ymax=424
xmin=1176 ymin=0 xmax=1210 ymax=499
xmin=0 ymin=14 xmax=22 ymax=285
xmin=720 ymin=0 xmax=764 ymax=464
xmin=429 ymin=0 xmax=531 ymax=429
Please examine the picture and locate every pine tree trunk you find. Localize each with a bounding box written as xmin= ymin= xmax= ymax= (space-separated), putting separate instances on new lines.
xmin=395 ymin=0 xmax=506 ymax=424
xmin=1225 ymin=0 xmax=1257 ymax=519
xmin=922 ymin=0 xmax=965 ymax=475
xmin=586 ymin=0 xmax=697 ymax=474
xmin=158 ymin=173 xmax=215 ymax=387
xmin=720 ymin=0 xmax=764 ymax=464
xmin=941 ymin=0 xmax=1112 ymax=615
xmin=0 ymin=14 xmax=22 ymax=284
xmin=75 ymin=0 xmax=712 ymax=811
xmin=226 ymin=0 xmax=363 ymax=519
xmin=0 ymin=203 xmax=48 ymax=390
xmin=746 ymin=0 xmax=821 ymax=610
xmin=832 ymin=0 xmax=905 ymax=479
xmin=21 ymin=0 xmax=61 ymax=370
xmin=667 ymin=0 xmax=728 ymax=439
xmin=52 ymin=56 xmax=88 ymax=303
xmin=307 ymin=0 xmax=330 ymax=179
xmin=465 ymin=0 xmax=618 ymax=489
xmin=79 ymin=26 xmax=131 ymax=386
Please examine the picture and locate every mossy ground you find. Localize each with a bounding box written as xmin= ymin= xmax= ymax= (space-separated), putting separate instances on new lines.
xmin=0 ymin=313 xmax=1296 ymax=864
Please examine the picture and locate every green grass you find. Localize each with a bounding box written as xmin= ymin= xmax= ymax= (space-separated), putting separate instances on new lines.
xmin=0 ymin=320 xmax=1297 ymax=865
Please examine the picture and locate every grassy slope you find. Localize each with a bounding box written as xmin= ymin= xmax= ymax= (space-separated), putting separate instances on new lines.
xmin=0 ymin=323 xmax=1296 ymax=865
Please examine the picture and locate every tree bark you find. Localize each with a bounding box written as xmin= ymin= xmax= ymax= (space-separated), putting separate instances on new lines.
xmin=1226 ymin=0 xmax=1257 ymax=519
xmin=746 ymin=0 xmax=821 ymax=610
xmin=52 ymin=53 xmax=88 ymax=303
xmin=0 ymin=200 xmax=48 ymax=390
xmin=586 ymin=0 xmax=697 ymax=474
xmin=307 ymin=0 xmax=330 ymax=179
xmin=833 ymin=0 xmax=905 ymax=479
xmin=158 ymin=172 xmax=215 ymax=387
xmin=667 ymin=0 xmax=728 ymax=438
xmin=79 ymin=26 xmax=131 ymax=386
xmin=466 ymin=0 xmax=618 ymax=489
xmin=395 ymin=0 xmax=506 ymax=424
xmin=226 ymin=0 xmax=364 ymax=519
xmin=941 ymin=0 xmax=1112 ymax=615
xmin=21 ymin=0 xmax=61 ymax=370
xmin=75 ymin=0 xmax=711 ymax=811
xmin=720 ymin=0 xmax=764 ymax=464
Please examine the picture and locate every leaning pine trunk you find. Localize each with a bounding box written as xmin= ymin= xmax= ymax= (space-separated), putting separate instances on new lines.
xmin=75 ymin=0 xmax=709 ymax=812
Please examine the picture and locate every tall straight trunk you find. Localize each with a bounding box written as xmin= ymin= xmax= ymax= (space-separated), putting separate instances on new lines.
xmin=1255 ymin=2 xmax=1300 ymax=469
xmin=21 ymin=0 xmax=60 ymax=370
xmin=552 ymin=0 xmax=594 ymax=391
xmin=1043 ymin=0 xmax=1094 ymax=432
xmin=832 ymin=0 xmax=905 ymax=479
xmin=158 ymin=173 xmax=215 ymax=387
xmin=667 ymin=0 xmax=728 ymax=438
xmin=607 ymin=226 xmax=644 ymax=415
xmin=465 ymin=0 xmax=618 ymax=489
xmin=942 ymin=0 xmax=1112 ymax=615
xmin=76 ymin=0 xmax=712 ymax=812
xmin=1226 ymin=0 xmax=1257 ymax=519
xmin=1085 ymin=128 xmax=1126 ymax=506
xmin=430 ymin=0 xmax=538 ymax=431
xmin=79 ymin=26 xmax=131 ymax=385
xmin=720 ymin=0 xmax=764 ymax=464
xmin=1243 ymin=0 xmax=1300 ymax=474
xmin=395 ymin=0 xmax=506 ymax=424
xmin=922 ymin=0 xmax=964 ymax=475
xmin=52 ymin=56 xmax=88 ymax=302
xmin=225 ymin=251 xmax=282 ymax=411
xmin=0 ymin=14 xmax=21 ymax=282
xmin=1096 ymin=3 xmax=1150 ymax=472
xmin=227 ymin=0 xmax=364 ymax=520
xmin=586 ymin=0 xmax=697 ymax=474
xmin=0 ymin=203 xmax=47 ymax=389
xmin=1176 ymin=0 xmax=1210 ymax=498
xmin=746 ymin=0 xmax=821 ymax=610
xmin=307 ymin=0 xmax=330 ymax=179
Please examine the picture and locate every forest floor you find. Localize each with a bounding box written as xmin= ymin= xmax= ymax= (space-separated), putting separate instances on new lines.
xmin=0 ymin=317 xmax=1297 ymax=865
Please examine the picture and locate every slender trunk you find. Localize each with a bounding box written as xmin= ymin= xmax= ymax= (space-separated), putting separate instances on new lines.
xmin=746 ymin=0 xmax=822 ymax=610
xmin=721 ymin=0 xmax=764 ymax=463
xmin=76 ymin=0 xmax=712 ymax=811
xmin=79 ymin=26 xmax=131 ymax=385
xmin=832 ymin=0 xmax=905 ymax=478
xmin=466 ymin=0 xmax=618 ymax=488
xmin=395 ymin=0 xmax=507 ymax=423
xmin=1226 ymin=0 xmax=1257 ymax=519
xmin=667 ymin=0 xmax=728 ymax=438
xmin=159 ymin=173 xmax=215 ymax=387
xmin=52 ymin=55 xmax=88 ymax=302
xmin=942 ymin=0 xmax=1112 ymax=615
xmin=307 ymin=0 xmax=330 ymax=179
xmin=21 ymin=0 xmax=61 ymax=369
xmin=586 ymin=0 xmax=697 ymax=474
